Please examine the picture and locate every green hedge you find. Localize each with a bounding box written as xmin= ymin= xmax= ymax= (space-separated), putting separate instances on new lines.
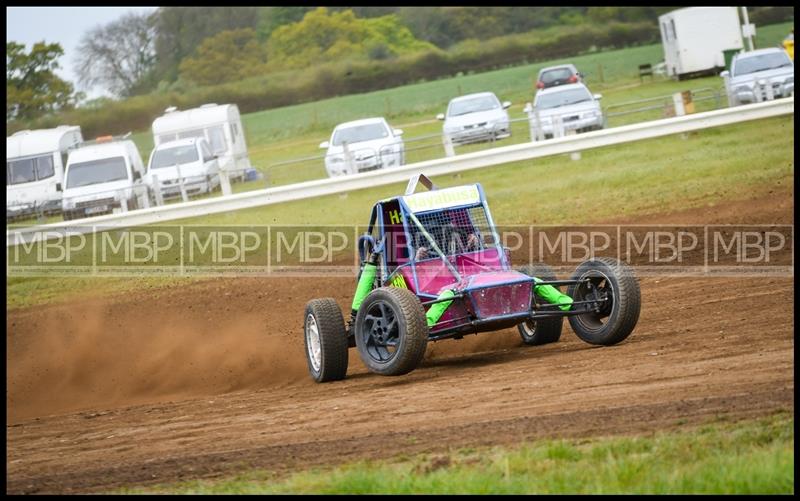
xmin=7 ymin=21 xmax=658 ymax=138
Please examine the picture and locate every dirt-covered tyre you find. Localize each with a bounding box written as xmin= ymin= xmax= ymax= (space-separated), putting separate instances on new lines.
xmin=355 ymin=287 xmax=428 ymax=376
xmin=516 ymin=263 xmax=564 ymax=345
xmin=566 ymin=257 xmax=641 ymax=346
xmin=304 ymin=298 xmax=349 ymax=383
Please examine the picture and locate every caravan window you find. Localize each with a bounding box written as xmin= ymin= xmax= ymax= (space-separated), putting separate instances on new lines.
xmin=200 ymin=141 xmax=214 ymax=162
xmin=158 ymin=133 xmax=178 ymax=144
xmin=207 ymin=125 xmax=227 ymax=154
xmin=178 ymin=129 xmax=205 ymax=140
xmin=6 ymin=155 xmax=55 ymax=185
xmin=231 ymin=123 xmax=239 ymax=144
xmin=7 ymin=158 xmax=36 ymax=185
xmin=35 ymin=155 xmax=55 ymax=179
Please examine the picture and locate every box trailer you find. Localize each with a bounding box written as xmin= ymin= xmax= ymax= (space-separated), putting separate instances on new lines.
xmin=659 ymin=7 xmax=744 ymax=80
xmin=151 ymin=103 xmax=252 ymax=181
xmin=6 ymin=125 xmax=83 ymax=218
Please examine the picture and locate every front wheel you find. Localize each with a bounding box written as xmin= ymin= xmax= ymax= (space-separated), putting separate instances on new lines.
xmin=304 ymin=298 xmax=349 ymax=382
xmin=566 ymin=257 xmax=641 ymax=346
xmin=355 ymin=287 xmax=428 ymax=376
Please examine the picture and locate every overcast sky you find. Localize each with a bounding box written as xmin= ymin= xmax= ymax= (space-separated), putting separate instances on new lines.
xmin=7 ymin=6 xmax=158 ymax=100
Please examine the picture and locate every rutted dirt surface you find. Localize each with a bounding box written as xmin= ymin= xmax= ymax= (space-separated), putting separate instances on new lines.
xmin=6 ymin=193 xmax=794 ymax=494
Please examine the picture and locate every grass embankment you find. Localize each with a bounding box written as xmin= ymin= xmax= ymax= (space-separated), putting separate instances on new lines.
xmin=126 ymin=22 xmax=791 ymax=177
xmin=123 ymin=412 xmax=794 ymax=494
xmin=6 ymin=114 xmax=794 ymax=310
xmin=128 ymin=19 xmax=793 ymax=159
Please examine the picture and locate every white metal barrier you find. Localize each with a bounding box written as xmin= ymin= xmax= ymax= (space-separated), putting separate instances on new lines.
xmin=7 ymin=97 xmax=794 ymax=247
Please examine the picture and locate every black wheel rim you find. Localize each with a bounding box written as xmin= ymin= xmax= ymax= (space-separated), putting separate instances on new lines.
xmin=572 ymin=270 xmax=615 ymax=332
xmin=361 ymin=300 xmax=400 ymax=363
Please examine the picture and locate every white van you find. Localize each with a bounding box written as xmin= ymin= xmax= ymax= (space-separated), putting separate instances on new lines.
xmin=61 ymin=138 xmax=147 ymax=220
xmin=6 ymin=126 xmax=83 ymax=218
xmin=151 ymin=103 xmax=252 ymax=181
xmin=145 ymin=137 xmax=220 ymax=198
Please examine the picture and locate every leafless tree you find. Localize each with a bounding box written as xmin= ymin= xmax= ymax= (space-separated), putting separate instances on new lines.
xmin=74 ymin=11 xmax=157 ymax=97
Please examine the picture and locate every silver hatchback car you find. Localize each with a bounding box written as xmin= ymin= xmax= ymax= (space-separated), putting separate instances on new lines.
xmin=525 ymin=83 xmax=604 ymax=139
xmin=722 ymin=48 xmax=794 ymax=106
xmin=438 ymin=92 xmax=512 ymax=146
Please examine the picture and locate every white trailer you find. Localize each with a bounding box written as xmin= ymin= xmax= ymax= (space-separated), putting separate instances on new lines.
xmin=151 ymin=103 xmax=252 ymax=182
xmin=659 ymin=7 xmax=744 ymax=80
xmin=6 ymin=125 xmax=83 ymax=218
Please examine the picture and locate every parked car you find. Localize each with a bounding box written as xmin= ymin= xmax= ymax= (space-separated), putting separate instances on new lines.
xmin=145 ymin=137 xmax=220 ymax=199
xmin=524 ymin=83 xmax=604 ymax=139
xmin=61 ymin=138 xmax=146 ymax=220
xmin=438 ymin=92 xmax=511 ymax=146
xmin=320 ymin=117 xmax=404 ymax=177
xmin=535 ymin=64 xmax=583 ymax=90
xmin=722 ymin=48 xmax=794 ymax=106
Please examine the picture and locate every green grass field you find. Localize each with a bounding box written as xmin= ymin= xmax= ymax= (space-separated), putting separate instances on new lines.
xmin=122 ymin=411 xmax=794 ymax=494
xmin=124 ymin=22 xmax=791 ymax=181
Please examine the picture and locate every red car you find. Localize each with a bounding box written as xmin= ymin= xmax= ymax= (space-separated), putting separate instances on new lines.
xmin=536 ymin=64 xmax=583 ymax=89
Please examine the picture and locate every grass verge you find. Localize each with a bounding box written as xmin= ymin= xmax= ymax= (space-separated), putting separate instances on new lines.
xmin=122 ymin=411 xmax=794 ymax=494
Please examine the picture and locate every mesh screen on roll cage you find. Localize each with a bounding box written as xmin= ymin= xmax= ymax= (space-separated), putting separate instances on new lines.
xmin=410 ymin=206 xmax=495 ymax=259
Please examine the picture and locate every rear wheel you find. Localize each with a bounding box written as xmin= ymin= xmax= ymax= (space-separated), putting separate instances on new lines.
xmin=566 ymin=257 xmax=641 ymax=346
xmin=355 ymin=287 xmax=428 ymax=376
xmin=516 ymin=263 xmax=564 ymax=345
xmin=304 ymin=298 xmax=349 ymax=382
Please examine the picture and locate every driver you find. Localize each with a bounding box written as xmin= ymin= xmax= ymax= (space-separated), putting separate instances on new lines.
xmin=414 ymin=208 xmax=482 ymax=260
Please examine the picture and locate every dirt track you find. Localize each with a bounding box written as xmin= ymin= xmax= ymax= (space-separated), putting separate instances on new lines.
xmin=6 ymin=193 xmax=794 ymax=494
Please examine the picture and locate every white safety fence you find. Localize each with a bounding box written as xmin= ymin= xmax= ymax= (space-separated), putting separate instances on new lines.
xmin=7 ymin=97 xmax=794 ymax=247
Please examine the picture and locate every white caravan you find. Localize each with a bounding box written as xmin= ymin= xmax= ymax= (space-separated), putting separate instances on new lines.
xmin=61 ymin=138 xmax=146 ymax=220
xmin=151 ymin=103 xmax=252 ymax=181
xmin=6 ymin=126 xmax=83 ymax=217
xmin=659 ymin=7 xmax=744 ymax=80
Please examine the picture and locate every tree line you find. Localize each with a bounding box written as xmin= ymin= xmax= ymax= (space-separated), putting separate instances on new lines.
xmin=6 ymin=6 xmax=794 ymax=125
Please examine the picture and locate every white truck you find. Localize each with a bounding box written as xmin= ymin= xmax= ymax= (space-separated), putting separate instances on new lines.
xmin=151 ymin=103 xmax=252 ymax=183
xmin=659 ymin=7 xmax=744 ymax=80
xmin=61 ymin=137 xmax=147 ymax=220
xmin=7 ymin=126 xmax=83 ymax=219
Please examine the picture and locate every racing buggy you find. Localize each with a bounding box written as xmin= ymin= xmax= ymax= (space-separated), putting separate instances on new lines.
xmin=303 ymin=174 xmax=641 ymax=382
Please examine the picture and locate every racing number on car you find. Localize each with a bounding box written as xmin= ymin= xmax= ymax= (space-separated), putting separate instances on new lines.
xmin=390 ymin=274 xmax=408 ymax=289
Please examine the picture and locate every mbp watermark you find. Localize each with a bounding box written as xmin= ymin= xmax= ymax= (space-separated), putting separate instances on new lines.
xmin=6 ymin=224 xmax=793 ymax=278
